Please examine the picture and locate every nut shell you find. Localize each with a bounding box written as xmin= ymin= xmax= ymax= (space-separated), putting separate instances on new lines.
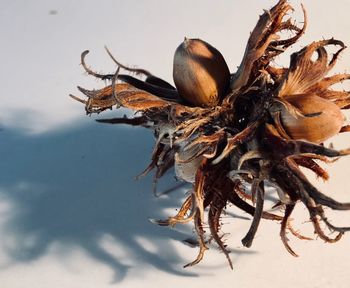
xmin=173 ymin=38 xmax=230 ymax=107
xmin=280 ymin=94 xmax=344 ymax=143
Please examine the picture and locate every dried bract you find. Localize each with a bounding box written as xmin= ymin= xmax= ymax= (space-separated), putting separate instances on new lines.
xmin=71 ymin=0 xmax=350 ymax=269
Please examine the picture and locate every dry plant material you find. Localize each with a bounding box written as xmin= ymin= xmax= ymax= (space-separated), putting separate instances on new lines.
xmin=71 ymin=0 xmax=350 ymax=269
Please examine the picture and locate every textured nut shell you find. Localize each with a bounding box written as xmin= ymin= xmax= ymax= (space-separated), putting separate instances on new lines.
xmin=281 ymin=94 xmax=344 ymax=143
xmin=173 ymin=38 xmax=230 ymax=107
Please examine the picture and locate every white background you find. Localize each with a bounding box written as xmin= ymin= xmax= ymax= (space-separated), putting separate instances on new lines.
xmin=0 ymin=1 xmax=350 ymax=287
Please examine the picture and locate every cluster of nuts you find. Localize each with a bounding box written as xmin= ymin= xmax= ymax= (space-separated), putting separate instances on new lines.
xmin=72 ymin=0 xmax=350 ymax=268
xmin=174 ymin=37 xmax=345 ymax=144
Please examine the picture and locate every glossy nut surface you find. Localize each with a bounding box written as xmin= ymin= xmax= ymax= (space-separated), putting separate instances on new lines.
xmin=280 ymin=94 xmax=344 ymax=143
xmin=173 ymin=38 xmax=230 ymax=107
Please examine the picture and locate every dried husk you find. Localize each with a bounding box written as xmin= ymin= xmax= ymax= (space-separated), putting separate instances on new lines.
xmin=271 ymin=38 xmax=348 ymax=143
xmin=71 ymin=0 xmax=350 ymax=269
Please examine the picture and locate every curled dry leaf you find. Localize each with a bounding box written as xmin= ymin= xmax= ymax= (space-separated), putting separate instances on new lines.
xmin=71 ymin=0 xmax=350 ymax=269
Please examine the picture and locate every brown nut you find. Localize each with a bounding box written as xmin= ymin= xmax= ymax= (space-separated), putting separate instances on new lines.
xmin=173 ymin=38 xmax=230 ymax=107
xmin=277 ymin=94 xmax=345 ymax=143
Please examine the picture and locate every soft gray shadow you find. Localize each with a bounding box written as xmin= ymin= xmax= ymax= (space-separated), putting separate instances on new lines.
xmin=0 ymin=119 xmax=197 ymax=281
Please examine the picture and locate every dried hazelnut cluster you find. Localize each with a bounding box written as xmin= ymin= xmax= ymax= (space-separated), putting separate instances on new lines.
xmin=71 ymin=0 xmax=350 ymax=268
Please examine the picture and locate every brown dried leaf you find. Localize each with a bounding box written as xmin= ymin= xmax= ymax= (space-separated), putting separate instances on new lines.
xmin=117 ymin=89 xmax=171 ymax=110
xmin=229 ymin=0 xmax=306 ymax=95
xmin=278 ymin=39 xmax=346 ymax=97
xmin=71 ymin=83 xmax=172 ymax=112
xmin=305 ymin=74 xmax=350 ymax=105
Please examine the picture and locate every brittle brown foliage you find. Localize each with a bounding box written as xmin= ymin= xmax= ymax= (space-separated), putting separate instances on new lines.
xmin=71 ymin=0 xmax=350 ymax=268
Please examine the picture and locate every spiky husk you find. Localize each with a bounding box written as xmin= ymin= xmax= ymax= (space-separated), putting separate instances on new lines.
xmin=71 ymin=0 xmax=350 ymax=268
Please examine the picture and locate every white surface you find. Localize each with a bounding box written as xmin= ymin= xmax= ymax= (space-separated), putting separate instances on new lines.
xmin=1 ymin=1 xmax=350 ymax=287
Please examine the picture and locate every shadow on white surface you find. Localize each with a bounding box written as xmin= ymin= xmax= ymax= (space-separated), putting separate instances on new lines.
xmin=0 ymin=120 xmax=201 ymax=281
